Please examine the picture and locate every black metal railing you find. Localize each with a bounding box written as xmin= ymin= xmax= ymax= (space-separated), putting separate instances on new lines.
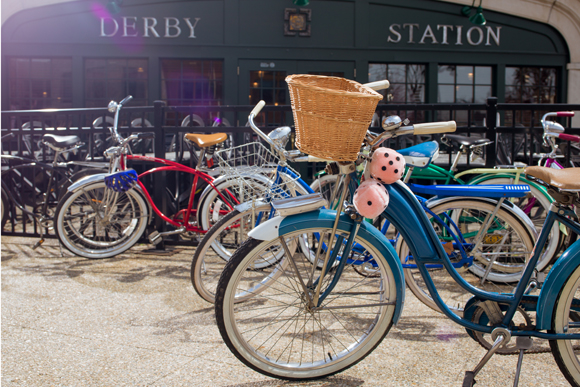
xmin=2 ymin=98 xmax=579 ymax=240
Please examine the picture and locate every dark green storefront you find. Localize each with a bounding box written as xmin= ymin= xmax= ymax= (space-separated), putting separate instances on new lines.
xmin=1 ymin=0 xmax=570 ymax=114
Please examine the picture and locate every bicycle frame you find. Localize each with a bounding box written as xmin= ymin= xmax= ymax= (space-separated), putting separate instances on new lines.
xmin=121 ymin=154 xmax=238 ymax=234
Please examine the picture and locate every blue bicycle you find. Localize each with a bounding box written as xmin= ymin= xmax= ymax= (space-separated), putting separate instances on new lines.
xmin=214 ymin=102 xmax=580 ymax=386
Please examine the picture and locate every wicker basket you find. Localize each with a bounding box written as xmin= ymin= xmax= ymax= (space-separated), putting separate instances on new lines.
xmin=286 ymin=74 xmax=383 ymax=162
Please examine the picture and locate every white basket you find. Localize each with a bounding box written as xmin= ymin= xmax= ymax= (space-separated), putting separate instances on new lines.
xmin=215 ymin=142 xmax=302 ymax=202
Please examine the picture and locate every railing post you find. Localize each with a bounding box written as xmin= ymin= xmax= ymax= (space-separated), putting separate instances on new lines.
xmin=153 ymin=100 xmax=166 ymax=249
xmin=485 ymin=97 xmax=498 ymax=168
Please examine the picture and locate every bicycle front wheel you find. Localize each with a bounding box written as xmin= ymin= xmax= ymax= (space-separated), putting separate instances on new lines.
xmin=55 ymin=182 xmax=148 ymax=259
xmin=550 ymin=264 xmax=580 ymax=387
xmin=399 ymin=198 xmax=535 ymax=315
xmin=215 ymin=227 xmax=398 ymax=380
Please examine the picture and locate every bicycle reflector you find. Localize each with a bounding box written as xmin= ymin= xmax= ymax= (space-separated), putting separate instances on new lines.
xmin=104 ymin=169 xmax=139 ymax=192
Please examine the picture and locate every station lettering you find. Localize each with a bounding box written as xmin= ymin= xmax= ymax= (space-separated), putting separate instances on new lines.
xmin=387 ymin=24 xmax=501 ymax=46
xmin=100 ymin=17 xmax=201 ymax=38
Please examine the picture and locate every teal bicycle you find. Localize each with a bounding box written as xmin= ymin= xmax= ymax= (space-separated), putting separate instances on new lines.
xmin=214 ymin=101 xmax=580 ymax=386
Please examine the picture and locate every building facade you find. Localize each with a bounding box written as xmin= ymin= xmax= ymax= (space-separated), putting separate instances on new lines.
xmin=2 ymin=0 xmax=578 ymax=122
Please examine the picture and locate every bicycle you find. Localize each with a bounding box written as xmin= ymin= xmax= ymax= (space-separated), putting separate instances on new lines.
xmin=404 ymin=111 xmax=578 ymax=270
xmin=53 ymin=95 xmax=253 ymax=259
xmin=214 ymin=95 xmax=580 ymax=385
xmin=1 ymin=132 xmax=107 ymax=248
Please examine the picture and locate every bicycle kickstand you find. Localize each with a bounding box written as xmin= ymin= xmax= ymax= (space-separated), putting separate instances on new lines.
xmin=463 ymin=328 xmax=511 ymax=387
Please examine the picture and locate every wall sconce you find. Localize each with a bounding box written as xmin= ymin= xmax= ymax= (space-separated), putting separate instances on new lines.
xmin=461 ymin=0 xmax=486 ymax=26
xmin=107 ymin=0 xmax=123 ymax=14
xmin=293 ymin=0 xmax=310 ymax=6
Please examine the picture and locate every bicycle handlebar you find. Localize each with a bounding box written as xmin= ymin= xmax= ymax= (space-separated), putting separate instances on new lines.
xmin=412 ymin=121 xmax=457 ymax=135
xmin=556 ymin=133 xmax=580 ymax=143
xmin=363 ymin=80 xmax=390 ymax=91
xmin=1 ymin=132 xmax=15 ymax=141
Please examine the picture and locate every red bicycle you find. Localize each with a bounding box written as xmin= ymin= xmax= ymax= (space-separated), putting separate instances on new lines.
xmin=53 ymin=96 xmax=250 ymax=259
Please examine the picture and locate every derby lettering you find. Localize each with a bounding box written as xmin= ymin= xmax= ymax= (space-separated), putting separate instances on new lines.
xmin=100 ymin=16 xmax=201 ymax=38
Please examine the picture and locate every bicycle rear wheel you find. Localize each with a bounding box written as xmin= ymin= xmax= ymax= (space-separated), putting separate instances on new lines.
xmin=215 ymin=227 xmax=398 ymax=380
xmin=55 ymin=181 xmax=148 ymax=259
xmin=398 ymin=198 xmax=535 ymax=315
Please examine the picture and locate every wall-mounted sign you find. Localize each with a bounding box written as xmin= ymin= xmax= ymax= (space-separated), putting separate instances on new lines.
xmin=284 ymin=8 xmax=311 ymax=37
xmin=100 ymin=17 xmax=201 ymax=38
xmin=385 ymin=24 xmax=501 ymax=46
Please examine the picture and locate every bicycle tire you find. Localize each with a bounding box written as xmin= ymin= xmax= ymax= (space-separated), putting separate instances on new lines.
xmin=215 ymin=228 xmax=398 ymax=380
xmin=197 ymin=176 xmax=270 ymax=232
xmin=471 ymin=175 xmax=557 ymax=270
xmin=191 ymin=206 xmax=277 ymax=303
xmin=398 ymin=198 xmax=535 ymax=315
xmin=54 ymin=181 xmax=149 ymax=259
xmin=549 ymin=264 xmax=580 ymax=387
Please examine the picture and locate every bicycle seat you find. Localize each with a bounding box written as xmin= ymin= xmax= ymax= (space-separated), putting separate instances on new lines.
xmin=525 ymin=166 xmax=580 ymax=191
xmin=184 ymin=133 xmax=227 ymax=148
xmin=42 ymin=134 xmax=81 ymax=149
xmin=398 ymin=141 xmax=439 ymax=169
xmin=444 ymin=134 xmax=492 ymax=148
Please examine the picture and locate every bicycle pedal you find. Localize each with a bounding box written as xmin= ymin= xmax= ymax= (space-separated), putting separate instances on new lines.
xmin=32 ymin=239 xmax=44 ymax=250
xmin=148 ymin=231 xmax=162 ymax=245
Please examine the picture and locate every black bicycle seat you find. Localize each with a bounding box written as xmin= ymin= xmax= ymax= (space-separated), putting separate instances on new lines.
xmin=444 ymin=134 xmax=493 ymax=148
xmin=42 ymin=134 xmax=81 ymax=148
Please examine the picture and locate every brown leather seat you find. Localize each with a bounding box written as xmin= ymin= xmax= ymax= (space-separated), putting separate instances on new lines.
xmin=525 ymin=166 xmax=580 ymax=190
xmin=184 ymin=133 xmax=228 ymax=148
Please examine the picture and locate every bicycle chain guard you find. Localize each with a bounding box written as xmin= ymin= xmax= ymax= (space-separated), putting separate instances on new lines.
xmin=104 ymin=169 xmax=138 ymax=192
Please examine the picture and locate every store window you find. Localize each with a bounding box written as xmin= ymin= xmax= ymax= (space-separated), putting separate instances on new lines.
xmin=8 ymin=57 xmax=72 ymax=110
xmin=161 ymin=59 xmax=223 ymax=106
xmin=85 ymin=58 xmax=148 ymax=108
xmin=369 ymin=63 xmax=426 ymax=124
xmin=249 ymin=70 xmax=287 ymax=126
xmin=438 ymin=65 xmax=492 ymax=103
xmin=504 ymin=66 xmax=558 ymax=126
xmin=505 ymin=67 xmax=557 ymax=104
xmin=369 ymin=64 xmax=426 ymax=104
xmin=438 ymin=65 xmax=491 ymax=126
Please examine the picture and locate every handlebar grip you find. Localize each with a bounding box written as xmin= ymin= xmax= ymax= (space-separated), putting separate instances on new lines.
xmin=413 ymin=121 xmax=457 ymax=135
xmin=557 ymin=111 xmax=575 ymax=117
xmin=251 ymin=100 xmax=266 ymax=116
xmin=137 ymin=132 xmax=155 ymax=139
xmin=363 ymin=80 xmax=390 ymax=91
xmin=119 ymin=95 xmax=133 ymax=105
xmin=559 ymin=133 xmax=580 ymax=142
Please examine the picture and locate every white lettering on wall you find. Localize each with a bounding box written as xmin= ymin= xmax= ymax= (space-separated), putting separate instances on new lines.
xmin=123 ymin=16 xmax=138 ymax=37
xmin=387 ymin=24 xmax=402 ymax=43
xmin=164 ymin=17 xmax=181 ymax=38
xmin=486 ymin=26 xmax=501 ymax=46
xmin=419 ymin=25 xmax=438 ymax=44
xmin=467 ymin=26 xmax=484 ymax=45
xmin=143 ymin=17 xmax=160 ymax=37
xmin=100 ymin=17 xmax=119 ymax=37
xmin=437 ymin=25 xmax=453 ymax=45
xmin=184 ymin=18 xmax=201 ymax=38
xmin=403 ymin=23 xmax=419 ymax=43
xmin=100 ymin=17 xmax=200 ymax=38
xmin=385 ymin=23 xmax=501 ymax=46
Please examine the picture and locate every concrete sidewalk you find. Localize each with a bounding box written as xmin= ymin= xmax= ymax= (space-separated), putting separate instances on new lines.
xmin=1 ymin=236 xmax=570 ymax=386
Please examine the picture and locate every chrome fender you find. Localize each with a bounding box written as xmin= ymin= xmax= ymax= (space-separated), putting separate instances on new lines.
xmin=536 ymin=239 xmax=580 ymax=330
xmin=65 ymin=172 xmax=152 ymax=225
xmin=248 ymin=209 xmax=406 ymax=324
xmin=67 ymin=172 xmax=109 ymax=192
xmin=425 ymin=195 xmax=539 ymax=240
